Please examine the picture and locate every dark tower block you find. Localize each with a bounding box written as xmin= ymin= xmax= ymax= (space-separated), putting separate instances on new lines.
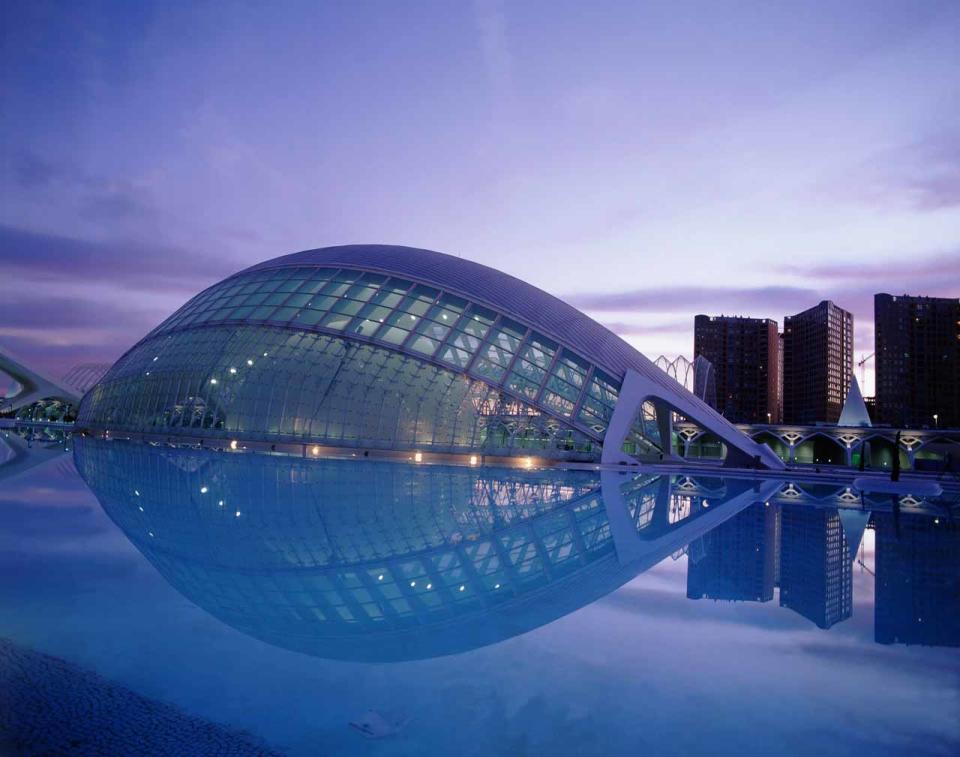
xmin=874 ymin=293 xmax=960 ymax=428
xmin=783 ymin=301 xmax=853 ymax=424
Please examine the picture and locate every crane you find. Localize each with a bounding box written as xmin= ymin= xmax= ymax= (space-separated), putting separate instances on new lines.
xmin=857 ymin=351 xmax=875 ymax=388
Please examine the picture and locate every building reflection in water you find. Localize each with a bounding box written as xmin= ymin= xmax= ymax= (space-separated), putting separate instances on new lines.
xmin=70 ymin=436 xmax=958 ymax=659
xmin=779 ymin=506 xmax=854 ymax=629
xmin=684 ymin=482 xmax=958 ymax=647
xmin=875 ymin=511 xmax=960 ymax=646
xmin=687 ymin=502 xmax=777 ymax=603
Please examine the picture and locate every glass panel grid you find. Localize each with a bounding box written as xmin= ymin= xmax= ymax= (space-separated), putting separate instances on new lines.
xmin=138 ymin=267 xmax=619 ymax=447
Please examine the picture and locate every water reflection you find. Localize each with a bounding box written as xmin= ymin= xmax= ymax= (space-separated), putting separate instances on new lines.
xmin=0 ymin=424 xmax=71 ymax=482
xmin=67 ymin=436 xmax=960 ymax=659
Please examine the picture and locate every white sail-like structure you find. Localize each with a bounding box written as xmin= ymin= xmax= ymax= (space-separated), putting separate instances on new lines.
xmin=838 ymin=375 xmax=871 ymax=428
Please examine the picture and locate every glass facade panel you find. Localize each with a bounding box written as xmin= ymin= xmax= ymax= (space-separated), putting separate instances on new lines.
xmin=93 ymin=263 xmax=682 ymax=461
xmin=80 ymin=325 xmax=604 ymax=459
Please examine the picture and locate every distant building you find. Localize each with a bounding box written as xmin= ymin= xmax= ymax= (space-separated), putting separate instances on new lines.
xmin=874 ymin=512 xmax=960 ymax=647
xmin=779 ymin=506 xmax=852 ymax=629
xmin=693 ymin=315 xmax=780 ymax=423
xmin=782 ymin=301 xmax=853 ymax=424
xmin=687 ymin=502 xmax=777 ymax=602
xmin=874 ymin=293 xmax=960 ymax=428
xmin=777 ymin=332 xmax=784 ymax=424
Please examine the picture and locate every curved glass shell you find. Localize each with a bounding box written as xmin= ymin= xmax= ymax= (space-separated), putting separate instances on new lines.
xmin=78 ymin=249 xmax=663 ymax=460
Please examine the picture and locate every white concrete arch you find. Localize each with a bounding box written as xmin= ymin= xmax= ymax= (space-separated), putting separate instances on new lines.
xmin=0 ymin=344 xmax=80 ymax=413
xmin=600 ymin=369 xmax=785 ymax=469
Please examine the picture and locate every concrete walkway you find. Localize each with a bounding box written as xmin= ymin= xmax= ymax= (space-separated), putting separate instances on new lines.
xmin=0 ymin=638 xmax=283 ymax=756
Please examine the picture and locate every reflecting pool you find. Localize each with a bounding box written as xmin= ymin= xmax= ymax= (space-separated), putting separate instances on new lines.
xmin=1 ymin=432 xmax=958 ymax=755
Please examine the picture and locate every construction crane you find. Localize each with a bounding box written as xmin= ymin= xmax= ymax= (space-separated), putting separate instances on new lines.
xmin=857 ymin=351 xmax=875 ymax=388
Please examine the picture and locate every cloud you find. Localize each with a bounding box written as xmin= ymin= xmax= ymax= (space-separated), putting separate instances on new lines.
xmin=600 ymin=583 xmax=819 ymax=633
xmin=568 ymin=248 xmax=960 ymax=327
xmin=780 ymin=250 xmax=960 ymax=284
xmin=567 ymin=285 xmax=819 ymax=314
xmin=0 ymin=224 xmax=234 ymax=293
xmin=789 ymin=640 xmax=960 ymax=678
xmin=11 ymin=151 xmax=60 ymax=189
xmin=9 ymin=150 xmax=158 ymax=222
xmin=79 ymin=186 xmax=155 ymax=221
xmin=839 ymin=132 xmax=960 ymax=212
xmin=0 ymin=294 xmax=169 ymax=377
xmin=473 ymin=0 xmax=513 ymax=103
xmin=601 ymin=320 xmax=691 ymax=337
xmin=888 ymin=132 xmax=960 ymax=211
xmin=0 ymin=296 xmax=163 ymax=332
xmin=0 ymin=336 xmax=127 ymax=378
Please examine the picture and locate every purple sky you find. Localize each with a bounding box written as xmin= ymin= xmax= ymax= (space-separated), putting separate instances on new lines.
xmin=2 ymin=1 xmax=959 ymax=394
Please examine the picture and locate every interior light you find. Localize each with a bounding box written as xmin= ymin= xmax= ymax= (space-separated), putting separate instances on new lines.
xmin=524 ymin=457 xmax=533 ymax=468
xmin=200 ymin=486 xmax=208 ymax=494
xmin=414 ymin=452 xmax=423 ymax=462
xmin=235 ymin=511 xmax=241 ymax=517
xmin=703 ymin=500 xmax=709 ymax=508
xmin=312 ymin=445 xmax=320 ymax=455
xmin=469 ymin=455 xmax=478 ymax=466
xmin=230 ymin=440 xmax=238 ymax=450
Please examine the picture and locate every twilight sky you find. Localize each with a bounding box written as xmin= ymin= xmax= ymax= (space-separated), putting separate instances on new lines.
xmin=2 ymin=0 xmax=959 ymax=394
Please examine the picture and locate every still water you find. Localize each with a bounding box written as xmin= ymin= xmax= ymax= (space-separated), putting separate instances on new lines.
xmin=1 ymin=432 xmax=958 ymax=755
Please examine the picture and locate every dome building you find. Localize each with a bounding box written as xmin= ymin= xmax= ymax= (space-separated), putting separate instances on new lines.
xmin=77 ymin=245 xmax=782 ymax=467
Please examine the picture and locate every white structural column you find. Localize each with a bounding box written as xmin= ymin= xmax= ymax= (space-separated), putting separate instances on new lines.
xmin=0 ymin=344 xmax=81 ymax=412
xmin=600 ymin=470 xmax=782 ymax=567
xmin=601 ymin=367 xmax=786 ymax=470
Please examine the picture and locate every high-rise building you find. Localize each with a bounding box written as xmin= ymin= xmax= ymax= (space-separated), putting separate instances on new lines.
xmin=779 ymin=506 xmax=852 ymax=629
xmin=782 ymin=301 xmax=853 ymax=424
xmin=874 ymin=512 xmax=960 ymax=647
xmin=874 ymin=293 xmax=960 ymax=428
xmin=693 ymin=315 xmax=781 ymax=423
xmin=687 ymin=502 xmax=777 ymax=602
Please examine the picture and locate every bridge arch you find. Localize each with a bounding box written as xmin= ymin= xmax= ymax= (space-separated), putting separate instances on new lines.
xmin=791 ymin=432 xmax=845 ymax=466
